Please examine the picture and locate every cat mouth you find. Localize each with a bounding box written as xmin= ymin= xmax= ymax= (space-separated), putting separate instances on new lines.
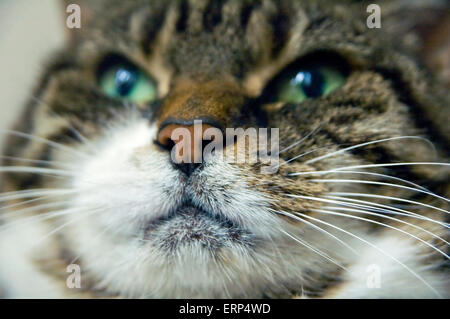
xmin=144 ymin=203 xmax=253 ymax=250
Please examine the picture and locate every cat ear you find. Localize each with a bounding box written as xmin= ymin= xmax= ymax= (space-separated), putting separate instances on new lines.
xmin=383 ymin=0 xmax=450 ymax=86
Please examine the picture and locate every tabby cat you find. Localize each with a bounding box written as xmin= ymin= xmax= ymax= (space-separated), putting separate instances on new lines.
xmin=0 ymin=0 xmax=449 ymax=298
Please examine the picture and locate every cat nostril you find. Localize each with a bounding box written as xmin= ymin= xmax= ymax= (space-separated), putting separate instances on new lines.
xmin=156 ymin=122 xmax=221 ymax=176
xmin=159 ymin=138 xmax=175 ymax=152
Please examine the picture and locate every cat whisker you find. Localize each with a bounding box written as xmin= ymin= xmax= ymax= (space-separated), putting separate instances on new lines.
xmin=0 ymin=166 xmax=76 ymax=177
xmin=0 ymin=164 xmax=125 ymax=187
xmin=276 ymin=143 xmax=343 ymax=168
xmin=278 ymin=228 xmax=347 ymax=270
xmin=324 ymin=195 xmax=449 ymax=227
xmin=313 ymin=207 xmax=449 ymax=259
xmin=310 ymin=179 xmax=450 ymax=203
xmin=1 ymin=200 xmax=73 ymax=220
xmin=31 ymin=96 xmax=95 ymax=152
xmin=290 ymin=170 xmax=441 ymax=199
xmin=305 ymin=136 xmax=436 ymax=165
xmin=0 ymin=206 xmax=94 ymax=233
xmin=31 ymin=207 xmax=104 ymax=249
xmin=300 ymin=162 xmax=450 ymax=173
xmin=291 ymin=211 xmax=442 ymax=298
xmin=0 ymin=129 xmax=92 ymax=160
xmin=1 ymin=197 xmax=45 ymax=212
xmin=286 ymin=194 xmax=450 ymax=247
xmin=270 ymin=208 xmax=358 ymax=255
xmin=329 ymin=192 xmax=450 ymax=215
xmin=0 ymin=155 xmax=74 ymax=170
xmin=0 ymin=188 xmax=77 ymax=203
xmin=286 ymin=194 xmax=448 ymax=228
xmin=278 ymin=125 xmax=322 ymax=155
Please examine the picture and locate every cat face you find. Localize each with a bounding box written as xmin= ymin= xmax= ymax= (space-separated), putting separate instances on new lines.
xmin=2 ymin=0 xmax=449 ymax=298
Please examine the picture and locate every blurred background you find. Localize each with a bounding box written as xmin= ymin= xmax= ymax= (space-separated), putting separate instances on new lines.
xmin=0 ymin=0 xmax=64 ymax=150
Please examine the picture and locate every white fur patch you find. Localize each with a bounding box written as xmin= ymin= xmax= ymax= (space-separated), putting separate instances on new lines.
xmin=327 ymin=235 xmax=448 ymax=298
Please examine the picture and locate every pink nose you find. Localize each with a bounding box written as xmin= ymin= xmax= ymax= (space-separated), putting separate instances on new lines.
xmin=157 ymin=123 xmax=219 ymax=164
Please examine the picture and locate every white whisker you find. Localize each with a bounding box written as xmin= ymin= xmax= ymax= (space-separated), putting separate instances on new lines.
xmin=279 ymin=228 xmax=347 ymax=270
xmin=310 ymin=179 xmax=450 ymax=203
xmin=0 ymin=129 xmax=92 ymax=159
xmin=329 ymin=192 xmax=450 ymax=215
xmin=286 ymin=194 xmax=449 ymax=228
xmin=277 ymin=143 xmax=341 ymax=168
xmin=0 ymin=206 xmax=93 ymax=233
xmin=32 ymin=96 xmax=96 ymax=152
xmin=305 ymin=136 xmax=436 ymax=165
xmin=270 ymin=208 xmax=358 ymax=255
xmin=278 ymin=126 xmax=321 ymax=155
xmin=0 ymin=189 xmax=77 ymax=203
xmin=0 ymin=155 xmax=72 ymax=169
xmin=325 ymin=195 xmax=449 ymax=227
xmin=31 ymin=207 xmax=103 ymax=248
xmin=0 ymin=197 xmax=44 ymax=211
xmin=290 ymin=170 xmax=436 ymax=195
xmin=292 ymin=211 xmax=443 ymax=298
xmin=1 ymin=201 xmax=72 ymax=220
xmin=301 ymin=162 xmax=450 ymax=173
xmin=315 ymin=207 xmax=449 ymax=257
xmin=0 ymin=166 xmax=76 ymax=178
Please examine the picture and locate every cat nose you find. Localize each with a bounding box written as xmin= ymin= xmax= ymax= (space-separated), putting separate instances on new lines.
xmin=156 ymin=121 xmax=222 ymax=176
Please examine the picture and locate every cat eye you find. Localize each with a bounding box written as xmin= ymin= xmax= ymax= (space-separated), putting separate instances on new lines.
xmin=98 ymin=56 xmax=157 ymax=103
xmin=264 ymin=55 xmax=348 ymax=104
xmin=276 ymin=66 xmax=346 ymax=103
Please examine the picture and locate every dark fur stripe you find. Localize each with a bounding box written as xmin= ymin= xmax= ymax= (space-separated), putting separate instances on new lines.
xmin=176 ymin=0 xmax=189 ymax=33
xmin=240 ymin=2 xmax=256 ymax=29
xmin=139 ymin=3 xmax=169 ymax=55
xmin=203 ymin=0 xmax=226 ymax=31
xmin=270 ymin=5 xmax=291 ymax=58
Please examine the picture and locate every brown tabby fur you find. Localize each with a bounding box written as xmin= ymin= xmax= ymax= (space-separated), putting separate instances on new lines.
xmin=0 ymin=0 xmax=448 ymax=298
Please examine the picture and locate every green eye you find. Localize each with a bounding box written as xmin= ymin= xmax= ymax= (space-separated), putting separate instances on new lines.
xmin=98 ymin=59 xmax=157 ymax=103
xmin=274 ymin=65 xmax=347 ymax=103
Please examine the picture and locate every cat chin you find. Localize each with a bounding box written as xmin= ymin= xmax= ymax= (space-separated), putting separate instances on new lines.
xmin=66 ymin=220 xmax=309 ymax=298
xmin=143 ymin=204 xmax=254 ymax=252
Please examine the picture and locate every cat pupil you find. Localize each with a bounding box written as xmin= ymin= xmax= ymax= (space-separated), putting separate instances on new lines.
xmin=293 ymin=69 xmax=324 ymax=98
xmin=115 ymin=67 xmax=137 ymax=96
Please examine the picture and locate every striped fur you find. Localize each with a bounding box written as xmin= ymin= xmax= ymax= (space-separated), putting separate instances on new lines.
xmin=0 ymin=0 xmax=448 ymax=298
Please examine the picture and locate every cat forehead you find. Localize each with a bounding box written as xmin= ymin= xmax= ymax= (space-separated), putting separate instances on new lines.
xmin=72 ymin=0 xmax=366 ymax=78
